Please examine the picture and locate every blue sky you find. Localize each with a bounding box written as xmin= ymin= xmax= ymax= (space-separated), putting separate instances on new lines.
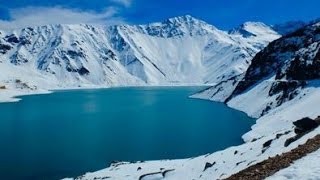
xmin=0 ymin=0 xmax=319 ymax=30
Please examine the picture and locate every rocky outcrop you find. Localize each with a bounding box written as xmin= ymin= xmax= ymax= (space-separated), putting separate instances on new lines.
xmin=284 ymin=117 xmax=320 ymax=147
xmin=0 ymin=42 xmax=11 ymax=54
xmin=293 ymin=117 xmax=319 ymax=134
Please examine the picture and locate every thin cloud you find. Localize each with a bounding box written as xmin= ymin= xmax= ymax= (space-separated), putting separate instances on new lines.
xmin=0 ymin=6 xmax=125 ymax=30
xmin=111 ymin=0 xmax=132 ymax=7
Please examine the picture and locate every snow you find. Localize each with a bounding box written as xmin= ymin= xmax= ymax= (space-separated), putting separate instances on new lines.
xmin=266 ymin=149 xmax=320 ymax=180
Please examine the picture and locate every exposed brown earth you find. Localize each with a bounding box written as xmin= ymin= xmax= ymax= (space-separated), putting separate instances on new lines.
xmin=225 ymin=134 xmax=320 ymax=180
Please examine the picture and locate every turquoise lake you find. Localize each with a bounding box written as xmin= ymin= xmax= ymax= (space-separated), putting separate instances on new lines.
xmin=0 ymin=87 xmax=254 ymax=180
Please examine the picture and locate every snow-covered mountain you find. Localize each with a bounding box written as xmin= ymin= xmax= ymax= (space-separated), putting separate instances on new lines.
xmin=0 ymin=15 xmax=280 ymax=100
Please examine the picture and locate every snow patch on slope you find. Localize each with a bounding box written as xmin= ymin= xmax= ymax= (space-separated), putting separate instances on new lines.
xmin=266 ymin=149 xmax=320 ymax=180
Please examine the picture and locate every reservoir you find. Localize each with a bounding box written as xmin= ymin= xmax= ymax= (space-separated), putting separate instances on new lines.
xmin=0 ymin=87 xmax=254 ymax=180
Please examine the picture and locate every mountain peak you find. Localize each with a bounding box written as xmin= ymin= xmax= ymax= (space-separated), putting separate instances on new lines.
xmin=165 ymin=15 xmax=201 ymax=23
xmin=129 ymin=15 xmax=218 ymax=38
xmin=160 ymin=14 xmax=214 ymax=30
xmin=229 ymin=21 xmax=278 ymax=37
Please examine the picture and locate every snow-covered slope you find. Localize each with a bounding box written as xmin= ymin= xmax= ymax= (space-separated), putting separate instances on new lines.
xmin=0 ymin=15 xmax=280 ymax=101
xmin=266 ymin=148 xmax=320 ymax=180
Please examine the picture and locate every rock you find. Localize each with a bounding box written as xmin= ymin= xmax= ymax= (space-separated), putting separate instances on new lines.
xmin=263 ymin=140 xmax=273 ymax=148
xmin=5 ymin=34 xmax=19 ymax=43
xmin=285 ymin=117 xmax=319 ymax=146
xmin=203 ymin=162 xmax=216 ymax=172
xmin=78 ymin=67 xmax=90 ymax=75
xmin=162 ymin=169 xmax=175 ymax=177
xmin=293 ymin=117 xmax=319 ymax=134
xmin=138 ymin=169 xmax=175 ymax=180
xmin=262 ymin=139 xmax=273 ymax=153
xmin=0 ymin=43 xmax=12 ymax=54
xmin=315 ymin=116 xmax=320 ymax=124
xmin=67 ymin=50 xmax=85 ymax=59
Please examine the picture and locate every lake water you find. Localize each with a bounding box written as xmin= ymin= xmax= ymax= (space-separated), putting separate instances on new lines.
xmin=0 ymin=87 xmax=254 ymax=180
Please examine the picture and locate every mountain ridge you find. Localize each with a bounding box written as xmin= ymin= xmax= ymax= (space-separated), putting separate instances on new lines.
xmin=0 ymin=15 xmax=281 ymax=95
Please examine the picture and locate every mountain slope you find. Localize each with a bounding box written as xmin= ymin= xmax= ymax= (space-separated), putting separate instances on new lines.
xmin=0 ymin=15 xmax=280 ymax=99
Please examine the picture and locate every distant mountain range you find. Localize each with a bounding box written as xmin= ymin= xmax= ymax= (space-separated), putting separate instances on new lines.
xmin=0 ymin=15 xmax=283 ymax=91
